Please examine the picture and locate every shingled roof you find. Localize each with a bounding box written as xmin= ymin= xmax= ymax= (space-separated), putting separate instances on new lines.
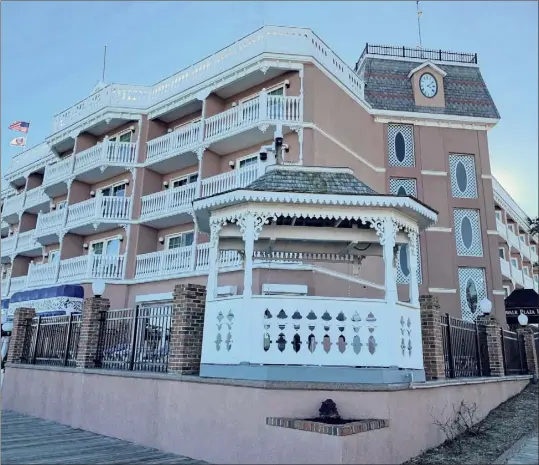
xmin=359 ymin=57 xmax=500 ymax=119
xmin=245 ymin=165 xmax=378 ymax=195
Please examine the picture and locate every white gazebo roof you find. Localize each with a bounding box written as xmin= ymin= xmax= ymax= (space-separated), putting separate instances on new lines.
xmin=193 ymin=165 xmax=438 ymax=233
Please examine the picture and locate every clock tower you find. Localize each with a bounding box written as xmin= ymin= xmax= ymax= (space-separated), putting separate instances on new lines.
xmin=407 ymin=61 xmax=447 ymax=108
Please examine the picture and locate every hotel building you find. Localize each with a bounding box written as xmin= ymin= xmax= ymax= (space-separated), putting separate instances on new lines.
xmin=1 ymin=26 xmax=537 ymax=323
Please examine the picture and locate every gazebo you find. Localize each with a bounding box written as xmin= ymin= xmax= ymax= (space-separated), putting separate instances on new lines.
xmin=193 ymin=164 xmax=438 ymax=383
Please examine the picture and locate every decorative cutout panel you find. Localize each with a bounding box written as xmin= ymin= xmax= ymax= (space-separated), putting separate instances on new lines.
xmin=454 ymin=209 xmax=483 ymax=257
xmin=388 ymin=124 xmax=415 ymax=167
xmin=397 ymin=242 xmax=422 ymax=284
xmin=458 ymin=267 xmax=487 ymax=322
xmin=449 ymin=155 xmax=478 ymax=198
xmin=390 ymin=178 xmax=417 ymax=197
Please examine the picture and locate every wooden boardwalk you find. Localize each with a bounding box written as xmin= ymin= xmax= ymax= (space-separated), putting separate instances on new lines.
xmin=1 ymin=410 xmax=206 ymax=464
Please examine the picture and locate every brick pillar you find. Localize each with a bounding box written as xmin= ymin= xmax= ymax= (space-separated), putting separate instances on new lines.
xmin=517 ymin=327 xmax=538 ymax=375
xmin=7 ymin=307 xmax=35 ymax=364
xmin=419 ymin=295 xmax=445 ymax=380
xmin=477 ymin=315 xmax=505 ymax=377
xmin=169 ymin=284 xmax=206 ymax=375
xmin=76 ymin=297 xmax=109 ymax=369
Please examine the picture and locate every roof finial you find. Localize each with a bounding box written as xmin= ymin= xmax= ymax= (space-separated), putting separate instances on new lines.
xmin=102 ymin=45 xmax=107 ymax=83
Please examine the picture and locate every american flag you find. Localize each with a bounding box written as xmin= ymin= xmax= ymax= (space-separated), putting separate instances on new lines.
xmin=8 ymin=121 xmax=30 ymax=133
xmin=9 ymin=137 xmax=26 ymax=147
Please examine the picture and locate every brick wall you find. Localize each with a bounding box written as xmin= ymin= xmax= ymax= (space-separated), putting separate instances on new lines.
xmin=518 ymin=327 xmax=538 ymax=376
xmin=477 ymin=315 xmax=505 ymax=377
xmin=76 ymin=297 xmax=110 ymax=369
xmin=169 ymin=284 xmax=207 ymax=375
xmin=419 ymin=295 xmax=445 ymax=380
xmin=7 ymin=307 xmax=35 ymax=364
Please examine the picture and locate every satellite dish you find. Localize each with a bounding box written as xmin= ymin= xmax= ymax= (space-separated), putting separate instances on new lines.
xmin=518 ymin=313 xmax=528 ymax=326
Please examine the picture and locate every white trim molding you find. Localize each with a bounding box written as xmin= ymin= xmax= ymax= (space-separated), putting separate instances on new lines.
xmin=486 ymin=230 xmax=499 ymax=236
xmin=359 ymin=53 xmax=480 ymax=69
xmin=492 ymin=290 xmax=507 ymax=296
xmin=428 ymin=288 xmax=457 ymax=294
xmin=426 ymin=227 xmax=452 ymax=233
xmin=421 ymin=170 xmax=447 ymax=177
xmin=481 ymin=174 xmax=493 ymax=180
xmin=373 ymin=111 xmax=499 ymax=131
xmin=407 ymin=61 xmax=448 ymax=79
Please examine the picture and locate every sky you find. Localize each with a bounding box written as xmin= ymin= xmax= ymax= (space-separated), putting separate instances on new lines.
xmin=1 ymin=1 xmax=537 ymax=216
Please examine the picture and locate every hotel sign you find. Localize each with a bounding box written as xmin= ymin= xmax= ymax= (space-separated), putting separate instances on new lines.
xmin=505 ymin=308 xmax=539 ymax=325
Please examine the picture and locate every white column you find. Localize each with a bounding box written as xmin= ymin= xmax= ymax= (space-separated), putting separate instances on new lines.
xmin=407 ymin=231 xmax=419 ymax=306
xmin=195 ymin=148 xmax=204 ymax=199
xmin=206 ymin=222 xmax=221 ymax=302
xmin=242 ymin=214 xmax=255 ymax=299
xmin=382 ymin=218 xmax=398 ymax=304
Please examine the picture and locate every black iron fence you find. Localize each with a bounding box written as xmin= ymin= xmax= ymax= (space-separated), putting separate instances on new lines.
xmin=356 ymin=43 xmax=478 ymax=70
xmin=95 ymin=305 xmax=172 ymax=373
xmin=500 ymin=329 xmax=528 ymax=376
xmin=440 ymin=314 xmax=488 ymax=379
xmin=21 ymin=314 xmax=81 ymax=367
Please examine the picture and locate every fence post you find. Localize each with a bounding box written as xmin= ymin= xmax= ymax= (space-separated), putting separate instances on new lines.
xmin=477 ymin=315 xmax=505 ymax=377
xmin=474 ymin=321 xmax=483 ymax=377
xmin=62 ymin=313 xmax=74 ymax=366
xmin=419 ymin=295 xmax=445 ymax=380
xmin=76 ymin=296 xmax=110 ymax=369
xmin=6 ymin=307 xmax=36 ymax=364
xmin=128 ymin=305 xmax=140 ymax=371
xmin=31 ymin=315 xmax=42 ymax=365
xmin=168 ymin=284 xmax=207 ymax=375
xmin=445 ymin=313 xmax=456 ymax=378
xmin=517 ymin=327 xmax=538 ymax=375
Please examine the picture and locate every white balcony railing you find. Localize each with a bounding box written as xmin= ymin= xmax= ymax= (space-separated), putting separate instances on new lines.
xmin=1 ymin=279 xmax=8 ymax=297
xmin=24 ymin=188 xmax=49 ymax=209
xmin=1 ymin=236 xmax=17 ymax=256
xmin=140 ymin=184 xmax=196 ymax=220
xmin=135 ymin=243 xmax=243 ymax=280
xmin=27 ymin=254 xmax=126 ymax=287
xmin=496 ymin=219 xmax=507 ymax=239
xmin=51 ymin=26 xmax=363 ymax=133
xmin=43 ymin=157 xmax=73 ymax=187
xmin=66 ymin=196 xmax=132 ymax=229
xmin=146 ymin=121 xmax=201 ymax=162
xmin=507 ymin=229 xmax=520 ymax=250
xmin=524 ymin=274 xmax=534 ymax=289
xmin=531 ymin=249 xmax=538 ymax=264
xmin=511 ymin=265 xmax=524 ymax=286
xmin=201 ymin=164 xmax=259 ymax=197
xmin=9 ymin=276 xmax=27 ymax=295
xmin=2 ymin=194 xmax=25 ymax=217
xmin=499 ymin=258 xmax=511 ymax=278
xmin=521 ymin=243 xmax=531 ymax=261
xmin=16 ymin=230 xmax=39 ymax=252
xmin=36 ymin=208 xmax=68 ymax=236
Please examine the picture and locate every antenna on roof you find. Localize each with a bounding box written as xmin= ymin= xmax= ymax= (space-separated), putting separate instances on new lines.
xmin=416 ymin=1 xmax=423 ymax=50
xmin=102 ymin=45 xmax=107 ymax=83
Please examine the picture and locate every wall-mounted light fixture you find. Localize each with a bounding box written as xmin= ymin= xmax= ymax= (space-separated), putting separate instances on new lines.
xmin=167 ymin=128 xmax=173 ymax=133
xmin=284 ymin=79 xmax=290 ymax=88
xmin=159 ymin=237 xmax=165 ymax=244
xmin=122 ymin=178 xmax=130 ymax=186
xmin=118 ymin=235 xmax=124 ymax=242
xmin=232 ymin=102 xmax=237 ymax=107
xmin=163 ymin=181 xmax=169 ymax=189
xmin=43 ymin=252 xmax=49 ymax=258
xmin=90 ymin=190 xmax=96 ymax=197
xmin=228 ymin=161 xmax=236 ymax=170
xmin=50 ymin=203 xmax=56 ymax=210
xmin=83 ymin=243 xmax=89 ymax=249
xmin=129 ymin=125 xmax=136 ymax=132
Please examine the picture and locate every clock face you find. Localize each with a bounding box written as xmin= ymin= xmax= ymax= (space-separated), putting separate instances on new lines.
xmin=419 ymin=73 xmax=438 ymax=98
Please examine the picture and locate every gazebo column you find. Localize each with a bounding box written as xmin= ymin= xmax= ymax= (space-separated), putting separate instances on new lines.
xmin=407 ymin=231 xmax=420 ymax=306
xmin=382 ymin=218 xmax=398 ymax=305
xmin=240 ymin=214 xmax=255 ymax=299
xmin=206 ymin=222 xmax=221 ymax=302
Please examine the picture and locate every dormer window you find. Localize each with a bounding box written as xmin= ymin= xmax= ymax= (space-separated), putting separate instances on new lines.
xmin=408 ymin=61 xmax=447 ymax=108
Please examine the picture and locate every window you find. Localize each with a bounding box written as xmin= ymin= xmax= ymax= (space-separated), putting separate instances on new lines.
xmin=389 ymin=178 xmax=417 ymax=197
xmin=100 ymin=182 xmax=127 ymax=197
xmin=534 ymin=275 xmax=538 ymax=283
xmin=531 ymin=245 xmax=537 ymax=254
xmin=48 ymin=250 xmax=60 ymax=263
xmin=523 ymin=266 xmax=529 ymax=276
xmin=171 ymin=173 xmax=198 ymax=189
xmin=166 ymin=231 xmax=194 ymax=249
xmin=238 ymin=155 xmax=258 ymax=169
xmin=495 ymin=211 xmax=501 ymax=221
xmin=499 ymin=248 xmax=505 ymax=259
xmin=454 ymin=209 xmax=483 ymax=257
xmin=449 ymin=155 xmax=478 ymax=199
xmin=109 ymin=131 xmax=132 ymax=143
xmin=90 ymin=237 xmax=121 ymax=255
xmin=510 ymin=258 xmax=518 ymax=268
xmin=458 ymin=268 xmax=486 ymax=322
xmin=174 ymin=118 xmax=201 ymax=131
xmin=519 ymin=234 xmax=526 ymax=243
xmin=507 ymin=224 xmax=514 ymax=233
xmin=388 ymin=124 xmax=415 ymax=167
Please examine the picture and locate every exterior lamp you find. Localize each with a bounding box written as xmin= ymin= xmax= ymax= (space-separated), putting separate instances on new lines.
xmin=479 ymin=298 xmax=492 ymax=316
xmin=228 ymin=161 xmax=236 ymax=170
xmin=92 ymin=279 xmax=106 ymax=297
xmin=517 ymin=312 xmax=528 ymax=326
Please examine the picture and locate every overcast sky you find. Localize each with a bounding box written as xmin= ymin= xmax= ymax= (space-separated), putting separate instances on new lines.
xmin=2 ymin=1 xmax=537 ymax=216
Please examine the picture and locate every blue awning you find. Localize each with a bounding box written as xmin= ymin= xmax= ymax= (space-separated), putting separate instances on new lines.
xmin=1 ymin=299 xmax=9 ymax=310
xmin=10 ymin=284 xmax=84 ymax=303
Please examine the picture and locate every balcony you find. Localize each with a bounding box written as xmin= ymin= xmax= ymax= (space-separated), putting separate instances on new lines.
xmin=507 ymin=229 xmax=520 ymax=250
xmin=1 ymin=189 xmax=50 ymax=223
xmin=9 ymin=276 xmax=27 ymax=295
xmin=24 ymin=188 xmax=50 ymax=214
xmin=146 ymin=121 xmax=201 ymax=172
xmin=531 ymin=249 xmax=538 ymax=264
xmin=51 ymin=26 xmax=363 ymax=134
xmin=139 ymin=184 xmax=196 ymax=228
xmin=27 ymin=254 xmax=126 ymax=288
xmin=36 ymin=196 xmax=132 ymax=243
xmin=500 ymin=258 xmax=511 ymax=278
xmin=15 ymin=230 xmax=41 ymax=257
xmin=521 ymin=243 xmax=531 ymax=261
xmin=1 ymin=236 xmax=17 ymax=261
xmin=2 ymin=194 xmax=25 ymax=223
xmin=134 ymin=243 xmax=242 ymax=280
xmin=43 ymin=141 xmax=138 ymax=196
xmin=523 ymin=274 xmax=534 ymax=289
xmin=201 ymin=164 xmax=260 ymax=197
xmin=496 ymin=219 xmax=507 ymax=239
xmin=511 ymin=265 xmax=524 ymax=287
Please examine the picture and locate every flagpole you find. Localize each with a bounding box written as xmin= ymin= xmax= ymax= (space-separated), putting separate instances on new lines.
xmin=21 ymin=120 xmax=30 ymax=154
